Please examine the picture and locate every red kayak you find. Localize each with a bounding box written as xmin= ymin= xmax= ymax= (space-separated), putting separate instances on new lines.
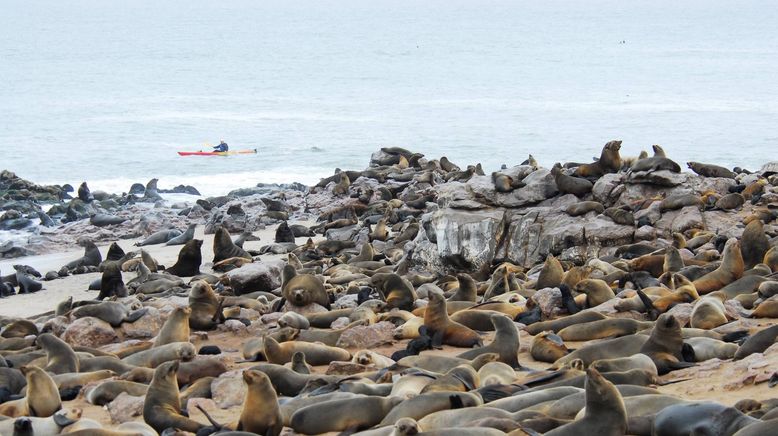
xmin=178 ymin=149 xmax=257 ymax=156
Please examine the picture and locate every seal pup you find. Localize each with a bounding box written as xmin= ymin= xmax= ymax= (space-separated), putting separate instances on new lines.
xmin=142 ymin=360 xmax=204 ymax=433
xmin=212 ymin=226 xmax=251 ymax=263
xmin=275 ymin=221 xmax=296 ymax=243
xmin=165 ymin=239 xmax=203 ymax=277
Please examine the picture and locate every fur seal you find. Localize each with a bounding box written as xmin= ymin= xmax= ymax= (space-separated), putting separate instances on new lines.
xmin=97 ymin=261 xmax=127 ymax=300
xmin=573 ymin=279 xmax=616 ymax=307
xmin=543 ymin=368 xmax=626 ymax=436
xmin=135 ymin=229 xmax=181 ymax=246
xmin=282 ymin=266 xmax=330 ymax=308
xmin=188 ymin=280 xmax=223 ymax=330
xmin=652 ymin=402 xmax=757 ymax=436
xmin=687 ymin=161 xmax=736 ymax=179
xmin=555 ymin=334 xmax=649 ymax=368
xmin=734 ymin=324 xmax=778 ymax=360
xmin=264 ymin=336 xmax=350 ymax=365
xmin=142 ymin=360 xmax=204 ymax=433
xmin=380 ymin=392 xmax=483 ymax=426
xmin=531 ymin=330 xmax=570 ymax=363
xmin=37 ymin=333 xmax=79 ymax=374
xmin=86 ymin=380 xmax=149 ymax=405
xmin=565 ymin=201 xmax=605 ymax=217
xmin=639 ymin=313 xmax=693 ymax=375
xmin=690 ymin=295 xmax=730 ymax=329
xmin=0 ymin=407 xmax=81 ymax=435
xmin=558 ymin=318 xmax=652 ymax=341
xmin=590 ymin=353 xmax=658 ymax=375
xmin=236 ymin=370 xmax=283 ymax=435
xmin=165 ymin=223 xmax=196 ymax=246
xmin=447 ymin=274 xmax=477 ymax=302
xmin=165 ymin=239 xmax=203 ymax=277
xmin=574 ymin=140 xmax=622 ymax=178
xmin=213 ymin=226 xmax=251 ymax=263
xmin=424 ymin=291 xmax=482 ymax=348
xmin=457 ymin=314 xmax=520 ymax=368
xmin=525 ymin=310 xmax=607 ymax=335
xmin=14 ymin=270 xmax=42 ymax=294
xmin=692 ymin=238 xmax=744 ymax=294
xmin=378 ymin=273 xmax=418 ymax=311
xmin=290 ymin=396 xmax=402 ymax=434
xmin=552 ymin=163 xmax=593 ymax=196
xmin=0 ymin=365 xmax=61 ymax=418
xmin=741 ymin=220 xmax=770 ymax=270
xmin=123 ymin=342 xmax=195 ymax=368
xmin=536 ymin=256 xmax=564 ymax=290
xmin=275 ymin=221 xmax=296 ymax=243
xmin=154 ymin=307 xmax=191 ymax=347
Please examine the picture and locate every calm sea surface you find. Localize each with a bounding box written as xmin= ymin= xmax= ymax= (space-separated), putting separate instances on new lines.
xmin=2 ymin=0 xmax=777 ymax=197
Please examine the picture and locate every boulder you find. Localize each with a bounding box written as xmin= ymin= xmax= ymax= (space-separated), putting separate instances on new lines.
xmin=224 ymin=260 xmax=284 ymax=295
xmin=107 ymin=393 xmax=144 ymax=423
xmin=211 ymin=372 xmax=246 ymax=409
xmin=336 ymin=321 xmax=395 ymax=349
xmin=118 ymin=307 xmax=163 ymax=339
xmin=62 ymin=317 xmax=117 ymax=347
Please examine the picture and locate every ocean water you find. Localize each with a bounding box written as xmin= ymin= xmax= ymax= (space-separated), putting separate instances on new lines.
xmin=2 ymin=0 xmax=777 ymax=197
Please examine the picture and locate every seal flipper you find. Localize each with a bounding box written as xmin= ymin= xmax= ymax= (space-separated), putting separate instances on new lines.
xmin=559 ymin=284 xmax=580 ymax=314
xmin=721 ymin=330 xmax=749 ymax=344
xmin=681 ymin=343 xmax=696 ymax=362
xmin=430 ymin=329 xmax=445 ymax=349
xmin=449 ymin=394 xmax=465 ymax=409
xmin=636 ymin=288 xmax=660 ymax=320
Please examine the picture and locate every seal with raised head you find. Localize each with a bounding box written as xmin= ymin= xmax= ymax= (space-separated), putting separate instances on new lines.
xmin=639 ymin=313 xmax=694 ymax=375
xmin=165 ymin=239 xmax=203 ymax=277
xmin=281 ymin=265 xmax=330 ymax=308
xmin=741 ymin=219 xmax=770 ymax=270
xmin=213 ymin=226 xmax=251 ymax=263
xmin=97 ymin=261 xmax=127 ymax=300
xmin=544 ymin=367 xmax=626 ymax=436
xmin=188 ymin=280 xmax=223 ymax=330
xmin=235 ymin=369 xmax=283 ymax=435
xmin=692 ymin=238 xmax=744 ymax=294
xmin=0 ymin=365 xmax=61 ymax=418
xmin=552 ymin=163 xmax=593 ymax=196
xmin=37 ymin=333 xmax=79 ymax=374
xmin=142 ymin=360 xmax=204 ymax=433
xmin=574 ymin=140 xmax=622 ymax=178
xmin=165 ymin=223 xmax=196 ymax=246
xmin=458 ymin=314 xmax=521 ymax=368
xmin=154 ymin=307 xmax=191 ymax=347
xmin=424 ymin=291 xmax=482 ymax=348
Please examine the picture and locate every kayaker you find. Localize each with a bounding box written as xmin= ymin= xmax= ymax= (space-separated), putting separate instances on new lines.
xmin=213 ymin=140 xmax=229 ymax=152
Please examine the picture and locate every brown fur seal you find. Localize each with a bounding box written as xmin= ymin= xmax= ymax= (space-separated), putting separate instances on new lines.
xmin=536 ymin=255 xmax=564 ymax=289
xmin=165 ymin=239 xmax=203 ymax=277
xmin=263 ymin=336 xmax=350 ymax=365
xmin=289 ymin=395 xmax=402 ymax=434
xmin=380 ymin=392 xmax=483 ymax=426
xmin=154 ymin=307 xmax=191 ymax=347
xmin=281 ymin=265 xmax=330 ymax=308
xmin=0 ymin=365 xmax=61 ymax=418
xmin=741 ymin=220 xmax=770 ymax=270
xmin=458 ymin=314 xmax=520 ymax=368
xmin=687 ymin=161 xmax=736 ymax=179
xmin=123 ymin=342 xmax=195 ymax=368
xmin=525 ymin=311 xmax=607 ymax=335
xmin=690 ymin=295 xmax=730 ymax=329
xmin=573 ymin=279 xmax=616 ymax=307
xmin=565 ymin=201 xmax=605 ymax=217
xmin=574 ymin=140 xmax=622 ymax=178
xmin=37 ymin=333 xmax=79 ymax=374
xmin=552 ymin=163 xmax=593 ymax=196
xmin=236 ymin=370 xmax=283 ymax=435
xmin=448 ymin=273 xmax=477 ymax=302
xmin=332 ymin=172 xmax=350 ymax=196
xmin=715 ymin=192 xmax=745 ymax=210
xmin=544 ymin=368 xmax=626 ymax=436
xmin=555 ymin=335 xmax=649 ymax=367
xmin=764 ymin=246 xmax=778 ymax=272
xmin=639 ymin=313 xmax=693 ymax=375
xmin=422 ymin=364 xmax=480 ymax=393
xmin=558 ymin=318 xmax=652 ymax=341
xmin=424 ymin=292 xmax=482 ymax=348
xmin=734 ymin=324 xmax=778 ymax=360
xmin=188 ymin=280 xmax=223 ymax=330
xmin=589 ymin=354 xmax=658 ymax=375
xmin=97 ymin=261 xmax=127 ymax=300
xmin=213 ymin=226 xmax=251 ymax=263
xmin=530 ymin=331 xmax=570 ymax=363
xmin=652 ymin=402 xmax=757 ymax=436
xmin=0 ymin=407 xmax=82 ymax=435
xmin=378 ymin=273 xmax=418 ymax=310
xmin=142 ymin=360 xmax=204 ymax=433
xmin=693 ymin=238 xmax=744 ymax=294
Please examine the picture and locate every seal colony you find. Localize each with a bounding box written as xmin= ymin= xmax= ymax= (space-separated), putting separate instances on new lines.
xmin=2 ymin=142 xmax=778 ymax=435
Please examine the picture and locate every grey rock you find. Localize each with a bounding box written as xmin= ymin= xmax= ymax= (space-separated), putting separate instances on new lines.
xmin=211 ymin=372 xmax=246 ymax=409
xmin=224 ymin=260 xmax=285 ymax=295
xmin=336 ymin=321 xmax=395 ymax=349
xmin=107 ymin=392 xmax=145 ymax=423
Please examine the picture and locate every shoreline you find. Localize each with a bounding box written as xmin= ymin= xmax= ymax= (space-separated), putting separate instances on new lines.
xmin=1 ymin=143 xmax=778 ymax=434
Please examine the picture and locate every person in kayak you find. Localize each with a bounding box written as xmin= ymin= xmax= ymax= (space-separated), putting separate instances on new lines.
xmin=213 ymin=140 xmax=229 ymax=152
